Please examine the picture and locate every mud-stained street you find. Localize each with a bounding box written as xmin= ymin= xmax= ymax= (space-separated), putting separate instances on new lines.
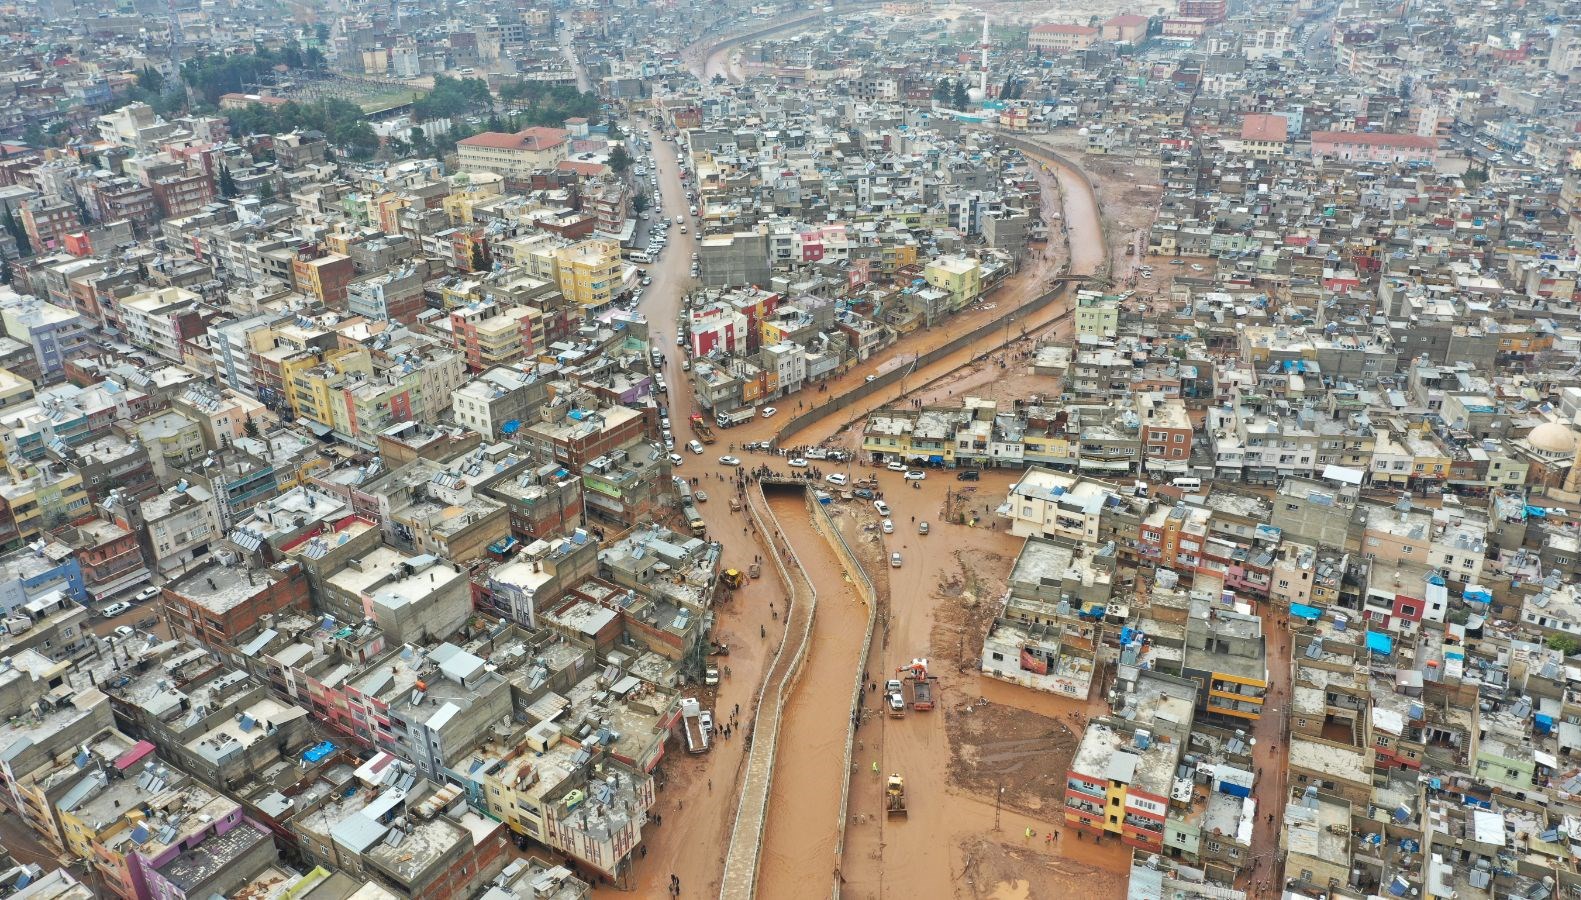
xmin=755 ymin=489 xmax=871 ymax=900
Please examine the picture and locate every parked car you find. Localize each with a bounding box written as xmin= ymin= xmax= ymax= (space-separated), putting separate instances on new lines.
xmin=904 ymin=470 xmax=926 ymax=481
xmin=718 ymin=455 xmax=741 ymax=466
xmin=882 ymin=519 xmax=894 ymax=534
xmin=826 ymin=473 xmax=849 ymax=486
xmin=669 ymin=453 xmax=684 ymax=466
xmin=113 ymin=625 xmax=135 ymax=640
xmin=890 ymin=552 xmax=902 ymax=568
xmin=874 ymin=500 xmax=891 ymax=517
xmin=101 ymin=601 xmax=132 ymax=618
xmin=886 ymin=461 xmax=907 ymax=472
xmin=788 ymin=457 xmax=808 ymax=468
xmin=918 ymin=521 xmax=930 ymax=535
xmin=760 ymin=407 xmax=777 ymax=418
xmin=134 ymin=586 xmax=160 ymax=602
xmin=955 ymin=470 xmax=980 ymax=481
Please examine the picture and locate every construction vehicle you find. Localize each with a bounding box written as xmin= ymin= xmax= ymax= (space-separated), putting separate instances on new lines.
xmin=720 ymin=569 xmax=744 ymax=589
xmin=901 ymin=659 xmax=937 ymax=711
xmin=716 ymin=408 xmax=755 ymax=428
xmin=886 ymin=774 xmax=907 ymax=817
xmin=885 ymin=679 xmax=906 ymax=717
xmin=689 ymin=412 xmax=717 ymax=444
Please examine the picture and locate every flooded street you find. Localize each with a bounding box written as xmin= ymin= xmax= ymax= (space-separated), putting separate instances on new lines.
xmin=756 ymin=489 xmax=871 ymax=900
xmin=608 ymin=79 xmax=1119 ymax=898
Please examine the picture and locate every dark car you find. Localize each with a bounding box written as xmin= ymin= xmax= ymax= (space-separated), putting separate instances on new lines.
xmin=956 ymin=470 xmax=980 ymax=481
xmin=854 ymin=488 xmax=875 ymax=500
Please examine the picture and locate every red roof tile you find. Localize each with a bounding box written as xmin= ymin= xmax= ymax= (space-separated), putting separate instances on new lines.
xmin=458 ymin=126 xmax=568 ymax=151
xmin=1241 ymin=114 xmax=1289 ymax=143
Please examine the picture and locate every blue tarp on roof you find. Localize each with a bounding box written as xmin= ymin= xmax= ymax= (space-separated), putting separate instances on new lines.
xmin=1290 ymin=604 xmax=1322 ymax=620
xmin=1366 ymin=631 xmax=1393 ymax=655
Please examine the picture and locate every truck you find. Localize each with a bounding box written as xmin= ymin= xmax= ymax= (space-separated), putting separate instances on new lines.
xmin=885 ymin=679 xmax=906 ymax=717
xmin=902 ymin=659 xmax=937 ymax=711
xmin=681 ymin=697 xmax=710 ymax=753
xmin=716 ymin=408 xmax=756 ymax=428
xmin=684 ymin=504 xmax=706 ymax=536
xmin=689 ymin=412 xmax=717 ymax=444
xmin=886 ymin=774 xmax=907 ymax=817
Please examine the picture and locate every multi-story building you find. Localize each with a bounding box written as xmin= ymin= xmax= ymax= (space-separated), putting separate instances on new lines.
xmin=119 ymin=286 xmax=205 ymax=363
xmin=456 ymin=127 xmax=570 ymax=179
xmin=0 ymin=290 xmax=91 ymax=384
xmin=161 ymin=559 xmax=311 ymax=649
xmin=553 ymin=239 xmax=622 ymax=308
xmin=1028 ymin=23 xmax=1098 ymax=53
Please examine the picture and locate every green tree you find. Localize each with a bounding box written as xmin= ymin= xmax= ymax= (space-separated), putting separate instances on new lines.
xmin=469 ymin=242 xmax=489 ymax=272
xmin=243 ymin=414 xmax=259 ymax=438
xmin=932 ymin=78 xmax=952 ymax=105
xmin=1550 ymin=634 xmax=1581 ymax=656
xmin=4 ymin=209 xmax=30 ymax=258
xmin=633 ymin=192 xmax=649 ymax=215
xmin=314 ymin=22 xmax=330 ymax=44
xmin=217 ymin=164 xmax=238 ymax=198
xmin=137 ymin=66 xmax=164 ymax=93
xmin=258 ymin=181 xmax=275 ymax=202
xmin=609 ymin=145 xmax=632 ymax=174
xmin=952 ymin=79 xmax=970 ymax=110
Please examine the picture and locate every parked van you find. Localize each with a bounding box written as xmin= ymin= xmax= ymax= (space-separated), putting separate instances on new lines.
xmin=1171 ymin=477 xmax=1202 ymax=491
xmin=630 ymin=251 xmax=653 ymax=264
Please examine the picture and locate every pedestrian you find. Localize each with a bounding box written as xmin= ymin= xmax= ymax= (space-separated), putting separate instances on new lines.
xmin=1024 ymin=826 xmax=1035 ymax=841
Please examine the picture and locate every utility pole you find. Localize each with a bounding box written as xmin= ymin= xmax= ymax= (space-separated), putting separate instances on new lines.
xmin=993 ymin=782 xmax=1004 ymax=831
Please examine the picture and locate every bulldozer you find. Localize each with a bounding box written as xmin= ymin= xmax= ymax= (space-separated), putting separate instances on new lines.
xmin=886 ymin=773 xmax=907 ymax=817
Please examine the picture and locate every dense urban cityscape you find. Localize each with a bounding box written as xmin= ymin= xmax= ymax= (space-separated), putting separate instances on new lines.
xmin=0 ymin=0 xmax=1571 ymax=898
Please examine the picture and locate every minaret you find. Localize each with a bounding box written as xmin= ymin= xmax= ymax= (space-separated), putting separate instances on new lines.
xmin=979 ymin=15 xmax=990 ymax=97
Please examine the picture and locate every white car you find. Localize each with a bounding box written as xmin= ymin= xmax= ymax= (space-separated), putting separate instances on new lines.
xmin=886 ymin=461 xmax=907 ymax=472
xmin=761 ymin=407 xmax=777 ymax=418
xmin=874 ymin=500 xmax=890 ymax=517
xmin=688 ymin=440 xmax=704 ymax=454
xmin=881 ymin=518 xmax=894 ymax=534
xmin=696 ymin=490 xmax=708 ymax=503
xmin=904 ymin=470 xmax=926 ymax=481
xmin=718 ymin=455 xmax=741 ymax=466
xmin=134 ymin=586 xmax=160 ymax=602
xmin=669 ymin=453 xmax=684 ymax=466
xmin=826 ymin=473 xmax=848 ymax=486
xmin=890 ymin=552 xmax=902 ymax=568
xmin=101 ymin=601 xmax=132 ymax=618
xmin=113 ymin=625 xmax=136 ymax=640
xmin=787 ymin=457 xmax=808 ymax=468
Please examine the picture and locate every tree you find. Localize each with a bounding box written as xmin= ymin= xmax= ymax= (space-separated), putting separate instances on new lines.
xmin=314 ymin=22 xmax=330 ymax=43
xmin=932 ymin=78 xmax=952 ymax=105
xmin=952 ymin=79 xmax=970 ymax=110
xmin=633 ymin=192 xmax=649 ymax=215
xmin=243 ymin=414 xmax=259 ymax=438
xmin=1550 ymin=634 xmax=1581 ymax=656
xmin=136 ymin=66 xmax=164 ymax=93
xmin=609 ymin=145 xmax=632 ymax=174
xmin=258 ymin=181 xmax=275 ymax=202
xmin=469 ymin=242 xmax=490 ymax=273
xmin=218 ymin=164 xmax=238 ymax=198
xmin=5 ymin=209 xmax=31 ymax=258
